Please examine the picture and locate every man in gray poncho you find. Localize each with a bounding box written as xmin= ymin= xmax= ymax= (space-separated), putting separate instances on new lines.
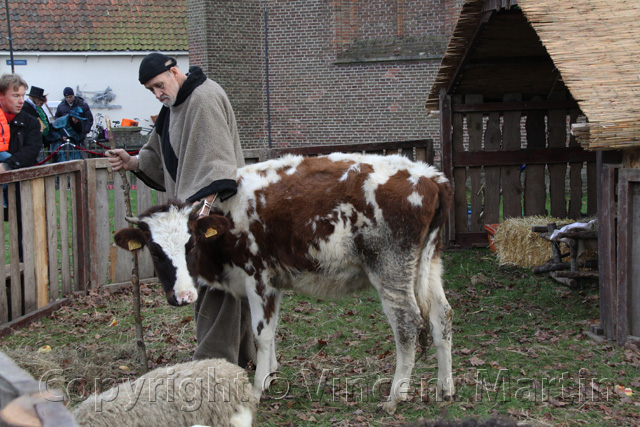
xmin=107 ymin=53 xmax=256 ymax=367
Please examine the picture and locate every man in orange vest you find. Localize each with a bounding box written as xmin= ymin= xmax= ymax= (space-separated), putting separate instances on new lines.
xmin=0 ymin=74 xmax=43 ymax=258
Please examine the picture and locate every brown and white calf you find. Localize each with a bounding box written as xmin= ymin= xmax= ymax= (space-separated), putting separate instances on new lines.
xmin=114 ymin=153 xmax=454 ymax=413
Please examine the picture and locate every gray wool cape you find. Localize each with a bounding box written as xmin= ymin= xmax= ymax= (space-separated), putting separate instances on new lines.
xmin=136 ymin=73 xmax=256 ymax=367
xmin=136 ymin=78 xmax=245 ymax=202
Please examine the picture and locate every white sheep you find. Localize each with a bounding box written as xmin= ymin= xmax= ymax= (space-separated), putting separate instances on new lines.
xmin=73 ymin=359 xmax=257 ymax=427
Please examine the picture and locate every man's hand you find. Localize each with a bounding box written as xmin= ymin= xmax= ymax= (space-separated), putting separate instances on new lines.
xmin=106 ymin=149 xmax=138 ymax=172
xmin=0 ymin=163 xmax=6 ymax=173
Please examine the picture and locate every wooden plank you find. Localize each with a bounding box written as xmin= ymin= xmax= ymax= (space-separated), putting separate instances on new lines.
xmin=452 ymin=99 xmax=579 ymax=113
xmin=72 ymin=168 xmax=89 ymax=292
xmin=501 ymin=93 xmax=523 ymax=218
xmin=20 ymin=181 xmax=36 ymax=314
xmin=70 ymin=175 xmax=80 ymax=292
xmin=547 ymin=94 xmax=568 ymax=218
xmin=93 ymin=168 xmax=110 ymax=287
xmin=86 ymin=162 xmax=109 ymax=288
xmin=137 ymin=179 xmax=155 ymax=279
xmin=453 ymin=232 xmax=489 ymax=247
xmin=58 ymin=177 xmax=72 ymax=296
xmin=617 ymin=169 xmax=632 ymax=344
xmin=0 ymin=202 xmax=6 ymax=324
xmin=631 ymin=180 xmax=640 ymax=337
xmin=452 ymin=95 xmax=467 ymax=235
xmin=7 ymin=184 xmax=21 ymax=319
xmin=30 ymin=178 xmax=49 ymax=309
xmin=586 ymin=160 xmax=597 ymax=216
xmin=597 ymin=159 xmax=617 ymax=341
xmin=45 ymin=176 xmax=59 ymax=302
xmin=439 ymin=90 xmax=455 ymax=245
xmin=0 ymin=160 xmax=83 ymax=184
xmin=466 ymin=94 xmax=483 ymax=233
xmin=113 ymin=172 xmax=133 ymax=283
xmin=452 ymin=146 xmax=595 ymax=167
xmin=86 ymin=161 xmax=99 ymax=288
xmin=568 ymin=110 xmax=583 ymax=219
xmin=483 ymin=112 xmax=501 ymax=224
xmin=524 ymin=100 xmax=546 ymax=216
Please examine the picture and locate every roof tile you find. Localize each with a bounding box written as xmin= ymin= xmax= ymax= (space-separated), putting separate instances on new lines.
xmin=0 ymin=0 xmax=187 ymax=51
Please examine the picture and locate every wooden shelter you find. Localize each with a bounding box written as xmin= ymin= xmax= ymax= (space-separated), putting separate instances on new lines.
xmin=426 ymin=0 xmax=639 ymax=344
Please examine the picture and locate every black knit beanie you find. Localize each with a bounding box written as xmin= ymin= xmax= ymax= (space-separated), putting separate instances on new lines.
xmin=138 ymin=53 xmax=177 ymax=84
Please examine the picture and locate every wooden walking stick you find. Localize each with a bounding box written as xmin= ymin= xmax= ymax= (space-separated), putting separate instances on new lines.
xmin=106 ymin=116 xmax=149 ymax=373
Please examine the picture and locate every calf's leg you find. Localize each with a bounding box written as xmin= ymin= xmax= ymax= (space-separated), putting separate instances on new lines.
xmin=245 ymin=283 xmax=282 ymax=399
xmin=369 ymin=271 xmax=421 ymax=415
xmin=427 ymin=256 xmax=454 ymax=401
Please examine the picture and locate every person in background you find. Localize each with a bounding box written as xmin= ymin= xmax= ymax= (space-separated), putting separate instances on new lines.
xmin=55 ymin=86 xmax=93 ymax=147
xmin=21 ymin=86 xmax=51 ymax=162
xmin=106 ymin=53 xmax=255 ymax=368
xmin=0 ymin=74 xmax=43 ymax=257
xmin=49 ymin=107 xmax=88 ymax=162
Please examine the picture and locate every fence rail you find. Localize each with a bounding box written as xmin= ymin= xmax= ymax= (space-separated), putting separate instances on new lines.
xmin=1 ymin=140 xmax=433 ymax=329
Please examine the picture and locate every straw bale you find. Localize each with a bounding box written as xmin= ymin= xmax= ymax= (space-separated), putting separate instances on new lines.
xmin=492 ymin=216 xmax=574 ymax=268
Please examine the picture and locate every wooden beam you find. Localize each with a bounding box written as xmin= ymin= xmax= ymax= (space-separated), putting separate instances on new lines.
xmin=0 ymin=299 xmax=71 ymax=339
xmin=453 ymin=146 xmax=596 ymax=167
xmin=445 ymin=9 xmax=495 ymax=96
xmin=273 ymin=139 xmax=432 ymax=157
xmin=465 ymin=55 xmax=551 ymax=68
xmin=452 ymin=99 xmax=579 ymax=113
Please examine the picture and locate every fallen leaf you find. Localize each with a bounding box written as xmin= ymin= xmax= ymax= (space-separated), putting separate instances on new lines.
xmin=109 ymin=318 xmax=118 ymax=327
xmin=470 ymin=356 xmax=484 ymax=366
xmin=38 ymin=345 xmax=52 ymax=353
xmin=615 ymin=385 xmax=633 ymax=397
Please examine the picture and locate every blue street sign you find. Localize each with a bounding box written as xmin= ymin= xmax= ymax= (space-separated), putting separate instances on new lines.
xmin=6 ymin=59 xmax=27 ymax=66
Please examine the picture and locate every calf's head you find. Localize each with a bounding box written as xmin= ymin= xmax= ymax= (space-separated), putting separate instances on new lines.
xmin=113 ymin=201 xmax=230 ymax=306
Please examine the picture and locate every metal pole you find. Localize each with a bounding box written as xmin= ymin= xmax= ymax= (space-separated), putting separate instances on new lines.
xmin=264 ymin=8 xmax=272 ymax=149
xmin=4 ymin=0 xmax=14 ymax=73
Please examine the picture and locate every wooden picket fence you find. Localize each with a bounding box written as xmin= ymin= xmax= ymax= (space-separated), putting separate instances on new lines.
xmin=0 ymin=140 xmax=433 ymax=330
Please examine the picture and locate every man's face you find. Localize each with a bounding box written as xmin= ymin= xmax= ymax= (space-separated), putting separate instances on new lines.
xmin=33 ymin=97 xmax=44 ymax=107
xmin=65 ymin=94 xmax=75 ymax=104
xmin=144 ymin=69 xmax=180 ymax=107
xmin=0 ymin=85 xmax=26 ymax=115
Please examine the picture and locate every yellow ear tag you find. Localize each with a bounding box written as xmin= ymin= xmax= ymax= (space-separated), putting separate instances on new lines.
xmin=128 ymin=240 xmax=142 ymax=251
xmin=205 ymin=228 xmax=218 ymax=238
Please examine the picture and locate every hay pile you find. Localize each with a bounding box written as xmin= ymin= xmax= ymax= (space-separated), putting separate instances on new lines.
xmin=492 ymin=216 xmax=576 ymax=268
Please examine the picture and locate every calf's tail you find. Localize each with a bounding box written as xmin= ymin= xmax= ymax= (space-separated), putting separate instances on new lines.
xmin=414 ymin=180 xmax=452 ymax=356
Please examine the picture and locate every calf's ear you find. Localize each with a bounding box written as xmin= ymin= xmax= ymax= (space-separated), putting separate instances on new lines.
xmin=195 ymin=215 xmax=230 ymax=241
xmin=114 ymin=228 xmax=147 ymax=252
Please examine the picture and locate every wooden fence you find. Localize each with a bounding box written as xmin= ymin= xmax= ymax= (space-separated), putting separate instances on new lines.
xmin=440 ymin=94 xmax=598 ymax=247
xmin=0 ymin=140 xmax=433 ymax=330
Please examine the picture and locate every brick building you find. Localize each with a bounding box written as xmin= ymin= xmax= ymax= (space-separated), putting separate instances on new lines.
xmin=189 ymin=0 xmax=464 ymax=160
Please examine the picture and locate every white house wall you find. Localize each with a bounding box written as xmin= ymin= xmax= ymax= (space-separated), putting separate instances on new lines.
xmin=0 ymin=51 xmax=189 ymax=130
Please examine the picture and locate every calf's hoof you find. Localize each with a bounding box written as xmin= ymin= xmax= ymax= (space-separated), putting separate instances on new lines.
xmin=382 ymin=399 xmax=398 ymax=415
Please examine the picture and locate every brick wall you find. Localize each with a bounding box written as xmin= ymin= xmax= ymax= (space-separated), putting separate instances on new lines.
xmin=188 ymin=0 xmax=466 ymax=163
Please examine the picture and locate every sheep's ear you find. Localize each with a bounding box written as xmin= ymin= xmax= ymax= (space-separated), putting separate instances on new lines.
xmin=114 ymin=228 xmax=147 ymax=251
xmin=194 ymin=215 xmax=230 ymax=241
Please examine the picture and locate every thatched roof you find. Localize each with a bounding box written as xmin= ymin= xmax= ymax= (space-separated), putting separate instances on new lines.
xmin=426 ymin=0 xmax=640 ymax=150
